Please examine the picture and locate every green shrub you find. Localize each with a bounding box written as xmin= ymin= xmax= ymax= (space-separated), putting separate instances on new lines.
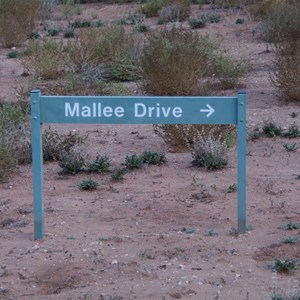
xmin=47 ymin=28 xmax=59 ymax=37
xmin=283 ymin=143 xmax=298 ymax=152
xmin=262 ymin=120 xmax=283 ymax=137
xmin=22 ymin=39 xmax=65 ymax=79
xmin=67 ymin=27 xmax=141 ymax=81
xmin=141 ymin=151 xmax=166 ymax=165
xmin=0 ymin=0 xmax=39 ymax=47
xmin=64 ymin=29 xmax=75 ymax=38
xmin=71 ymin=20 xmax=91 ymax=28
xmin=6 ymin=50 xmax=18 ymax=59
xmin=86 ymin=154 xmax=111 ymax=172
xmin=202 ymin=13 xmax=221 ymax=24
xmin=282 ymin=221 xmax=300 ymax=230
xmin=134 ymin=23 xmax=149 ymax=32
xmin=125 ymin=154 xmax=144 ymax=170
xmin=111 ymin=168 xmax=127 ymax=181
xmin=189 ymin=17 xmax=206 ymax=29
xmin=140 ymin=0 xmax=164 ymax=17
xmin=284 ymin=123 xmax=300 ymax=138
xmin=79 ymin=178 xmax=99 ymax=190
xmin=191 ymin=134 xmax=228 ymax=170
xmin=212 ymin=54 xmax=250 ymax=89
xmin=273 ymin=258 xmax=298 ymax=274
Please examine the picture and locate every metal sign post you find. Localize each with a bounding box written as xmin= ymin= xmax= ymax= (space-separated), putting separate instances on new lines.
xmin=31 ymin=90 xmax=247 ymax=239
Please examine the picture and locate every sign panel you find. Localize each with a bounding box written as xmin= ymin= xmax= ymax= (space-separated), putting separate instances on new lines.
xmin=38 ymin=96 xmax=238 ymax=125
xmin=31 ymin=90 xmax=247 ymax=240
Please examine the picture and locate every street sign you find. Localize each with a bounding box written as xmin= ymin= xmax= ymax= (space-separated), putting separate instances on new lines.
xmin=38 ymin=96 xmax=238 ymax=124
xmin=31 ymin=90 xmax=247 ymax=240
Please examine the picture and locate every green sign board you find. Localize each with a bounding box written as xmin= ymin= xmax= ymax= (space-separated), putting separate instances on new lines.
xmin=31 ymin=90 xmax=247 ymax=240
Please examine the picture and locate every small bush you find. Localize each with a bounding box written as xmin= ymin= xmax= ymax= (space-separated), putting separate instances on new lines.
xmin=204 ymin=229 xmax=218 ymax=237
xmin=141 ymin=151 xmax=166 ymax=165
xmin=270 ymin=39 xmax=300 ymax=101
xmin=0 ymin=144 xmax=17 ymax=183
xmin=30 ymin=32 xmax=40 ymax=40
xmin=0 ymin=0 xmax=39 ymax=47
xmin=212 ymin=54 xmax=250 ymax=89
xmin=0 ymin=101 xmax=30 ymax=182
xmin=125 ymin=154 xmax=144 ymax=170
xmin=22 ymin=39 xmax=65 ymax=80
xmin=6 ymin=50 xmax=18 ymax=59
xmin=273 ymin=258 xmax=298 ymax=274
xmin=260 ymin=0 xmax=300 ymax=44
xmin=282 ymin=221 xmax=300 ymax=230
xmin=64 ymin=29 xmax=75 ymax=38
xmin=71 ymin=20 xmax=91 ymax=28
xmin=140 ymin=0 xmax=164 ymax=17
xmin=42 ymin=127 xmax=87 ymax=161
xmin=47 ymin=28 xmax=59 ymax=37
xmin=79 ymin=178 xmax=98 ymax=190
xmin=111 ymin=168 xmax=127 ymax=181
xmin=283 ymin=143 xmax=298 ymax=152
xmin=58 ymin=147 xmax=86 ymax=174
xmin=202 ymin=13 xmax=221 ymax=24
xmin=225 ymin=183 xmax=237 ymax=193
xmin=134 ymin=23 xmax=149 ymax=32
xmin=189 ymin=17 xmax=206 ymax=29
xmin=159 ymin=0 xmax=191 ymax=22
xmin=191 ymin=134 xmax=228 ymax=170
xmin=140 ymin=28 xmax=213 ymax=96
xmin=284 ymin=123 xmax=300 ymax=138
xmin=262 ymin=120 xmax=283 ymax=137
xmin=280 ymin=236 xmax=299 ymax=244
xmin=235 ymin=18 xmax=244 ymax=24
xmin=86 ymin=154 xmax=111 ymax=172
xmin=67 ymin=27 xmax=141 ymax=81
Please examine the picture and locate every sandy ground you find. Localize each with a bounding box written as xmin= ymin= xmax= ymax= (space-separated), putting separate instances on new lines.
xmin=0 ymin=3 xmax=300 ymax=300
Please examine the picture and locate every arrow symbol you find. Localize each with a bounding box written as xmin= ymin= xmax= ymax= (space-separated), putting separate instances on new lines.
xmin=200 ymin=104 xmax=215 ymax=118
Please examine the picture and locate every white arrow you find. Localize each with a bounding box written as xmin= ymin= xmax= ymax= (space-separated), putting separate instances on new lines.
xmin=200 ymin=104 xmax=215 ymax=118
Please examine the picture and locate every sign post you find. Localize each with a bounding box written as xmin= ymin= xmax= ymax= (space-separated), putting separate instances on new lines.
xmin=31 ymin=90 xmax=247 ymax=239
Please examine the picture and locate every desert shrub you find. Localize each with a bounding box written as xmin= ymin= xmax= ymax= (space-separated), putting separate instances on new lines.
xmin=140 ymin=28 xmax=214 ymax=96
xmin=159 ymin=0 xmax=191 ymax=22
xmin=273 ymin=258 xmax=298 ymax=274
xmin=262 ymin=120 xmax=283 ymax=137
xmin=270 ymin=39 xmax=300 ymax=101
xmin=67 ymin=27 xmax=142 ymax=81
xmin=0 ymin=0 xmax=39 ymax=47
xmin=140 ymin=0 xmax=164 ymax=17
xmin=0 ymin=102 xmax=30 ymax=182
xmin=260 ymin=0 xmax=300 ymax=44
xmin=38 ymin=0 xmax=58 ymax=19
xmin=212 ymin=54 xmax=250 ymax=89
xmin=125 ymin=154 xmax=144 ymax=170
xmin=141 ymin=151 xmax=167 ymax=165
xmin=191 ymin=133 xmax=228 ymax=170
xmin=86 ymin=154 xmax=111 ymax=172
xmin=61 ymin=0 xmax=82 ymax=16
xmin=0 ymin=144 xmax=17 ymax=183
xmin=42 ymin=127 xmax=87 ymax=161
xmin=154 ymin=124 xmax=234 ymax=150
xmin=71 ymin=19 xmax=91 ymax=28
xmin=79 ymin=178 xmax=98 ymax=190
xmin=189 ymin=17 xmax=206 ymax=29
xmin=22 ymin=39 xmax=65 ymax=80
xmin=58 ymin=147 xmax=87 ymax=174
